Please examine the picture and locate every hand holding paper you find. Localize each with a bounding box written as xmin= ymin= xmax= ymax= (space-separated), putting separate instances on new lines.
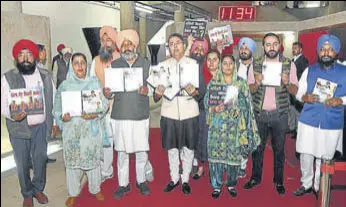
xmin=138 ymin=86 xmax=149 ymax=96
xmin=103 ymin=87 xmax=112 ymax=98
xmin=155 ymin=85 xmax=166 ymax=97
xmin=184 ymin=84 xmax=197 ymax=96
xmin=325 ymin=97 xmax=343 ymax=107
xmin=11 ymin=112 xmax=27 ymax=121
xmin=62 ymin=113 xmax=71 ymax=122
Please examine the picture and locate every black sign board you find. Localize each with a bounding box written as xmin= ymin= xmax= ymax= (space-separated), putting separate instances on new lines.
xmin=183 ymin=20 xmax=207 ymax=40
xmin=208 ymin=85 xmax=228 ymax=106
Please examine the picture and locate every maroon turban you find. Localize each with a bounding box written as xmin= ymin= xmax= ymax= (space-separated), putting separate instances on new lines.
xmin=57 ymin=44 xmax=66 ymax=53
xmin=12 ymin=39 xmax=39 ymax=59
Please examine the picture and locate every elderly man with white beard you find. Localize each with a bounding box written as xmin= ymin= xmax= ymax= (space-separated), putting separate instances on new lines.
xmin=103 ymin=29 xmax=152 ymax=198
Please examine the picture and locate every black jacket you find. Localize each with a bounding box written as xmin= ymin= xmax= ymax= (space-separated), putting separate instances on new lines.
xmin=291 ymin=54 xmax=309 ymax=112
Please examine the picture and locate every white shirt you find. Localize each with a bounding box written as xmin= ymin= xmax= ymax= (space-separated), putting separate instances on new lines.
xmin=238 ymin=58 xmax=253 ymax=80
xmin=293 ymin=53 xmax=302 ymax=62
xmin=1 ymin=68 xmax=56 ymax=125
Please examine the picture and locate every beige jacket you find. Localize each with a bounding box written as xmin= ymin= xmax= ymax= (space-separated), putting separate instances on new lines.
xmin=159 ymin=56 xmax=199 ymax=120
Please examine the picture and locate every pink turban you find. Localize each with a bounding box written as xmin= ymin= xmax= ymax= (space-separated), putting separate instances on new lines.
xmin=191 ymin=39 xmax=209 ymax=55
xmin=116 ymin=29 xmax=139 ymax=49
xmin=100 ymin=26 xmax=118 ymax=46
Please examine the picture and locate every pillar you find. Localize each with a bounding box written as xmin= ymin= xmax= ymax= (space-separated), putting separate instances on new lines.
xmin=139 ymin=16 xmax=147 ymax=57
xmin=120 ymin=1 xmax=135 ymax=30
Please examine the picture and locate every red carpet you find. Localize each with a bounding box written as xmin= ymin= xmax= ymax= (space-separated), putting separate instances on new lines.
xmin=74 ymin=128 xmax=345 ymax=207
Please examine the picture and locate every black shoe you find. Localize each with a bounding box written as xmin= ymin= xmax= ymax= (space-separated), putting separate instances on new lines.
xmin=313 ymin=189 xmax=319 ymax=199
xmin=244 ymin=179 xmax=260 ymax=190
xmin=182 ymin=182 xmax=191 ymax=195
xmin=192 ymin=170 xmax=205 ymax=180
xmin=113 ymin=184 xmax=131 ymax=199
xmin=292 ymin=186 xmax=312 ymax=196
xmin=136 ymin=182 xmax=150 ymax=195
xmin=275 ymin=184 xmax=286 ymax=195
xmin=47 ymin=158 xmax=57 ymax=163
xmin=164 ymin=181 xmax=179 ymax=192
xmin=227 ymin=187 xmax=237 ymax=197
xmin=211 ymin=189 xmax=221 ymax=199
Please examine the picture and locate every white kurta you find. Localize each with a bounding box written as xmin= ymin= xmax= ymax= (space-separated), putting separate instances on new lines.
xmin=111 ymin=118 xmax=149 ymax=153
xmin=295 ymin=68 xmax=346 ymax=159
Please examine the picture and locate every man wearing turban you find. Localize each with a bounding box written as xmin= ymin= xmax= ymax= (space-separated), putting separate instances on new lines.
xmin=185 ymin=35 xmax=208 ymax=180
xmin=1 ymin=39 xmax=56 ymax=207
xmin=236 ymin=37 xmax=258 ymax=178
xmin=103 ymin=29 xmax=152 ymax=198
xmin=54 ymin=47 xmax=73 ymax=89
xmin=293 ymin=34 xmax=346 ymax=198
xmin=90 ymin=25 xmax=120 ymax=184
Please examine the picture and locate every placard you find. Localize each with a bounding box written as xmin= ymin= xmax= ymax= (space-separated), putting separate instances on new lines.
xmin=183 ymin=20 xmax=207 ymax=39
xmin=9 ymin=87 xmax=44 ymax=116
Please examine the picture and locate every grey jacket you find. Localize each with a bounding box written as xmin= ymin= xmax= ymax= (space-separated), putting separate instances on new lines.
xmin=110 ymin=56 xmax=150 ymax=120
xmin=4 ymin=67 xmax=54 ymax=139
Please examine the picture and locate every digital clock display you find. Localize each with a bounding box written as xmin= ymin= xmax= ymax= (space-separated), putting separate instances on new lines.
xmin=219 ymin=6 xmax=256 ymax=21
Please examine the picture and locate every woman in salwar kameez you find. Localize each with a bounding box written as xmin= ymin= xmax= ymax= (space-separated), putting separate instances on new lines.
xmin=204 ymin=54 xmax=260 ymax=198
xmin=53 ymin=53 xmax=109 ymax=207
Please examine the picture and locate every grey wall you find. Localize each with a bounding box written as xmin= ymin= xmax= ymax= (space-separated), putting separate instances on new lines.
xmin=1 ymin=11 xmax=51 ymax=75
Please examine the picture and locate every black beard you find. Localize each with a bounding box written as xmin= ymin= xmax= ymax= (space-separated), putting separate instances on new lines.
xmin=239 ymin=52 xmax=252 ymax=61
xmin=191 ymin=53 xmax=204 ymax=62
xmin=17 ymin=61 xmax=36 ymax=75
xmin=99 ymin=46 xmax=114 ymax=62
xmin=318 ymin=55 xmax=336 ymax=69
xmin=265 ymin=50 xmax=279 ymax=59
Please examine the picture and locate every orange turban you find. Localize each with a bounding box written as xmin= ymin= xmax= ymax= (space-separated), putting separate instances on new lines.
xmin=116 ymin=29 xmax=139 ymax=49
xmin=100 ymin=26 xmax=118 ymax=47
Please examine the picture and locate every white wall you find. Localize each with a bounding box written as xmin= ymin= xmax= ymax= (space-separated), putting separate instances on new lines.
xmin=22 ymin=1 xmax=121 ymax=64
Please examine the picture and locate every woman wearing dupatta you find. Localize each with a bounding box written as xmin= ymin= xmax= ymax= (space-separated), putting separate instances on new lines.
xmin=204 ymin=54 xmax=260 ymax=198
xmin=52 ymin=53 xmax=109 ymax=207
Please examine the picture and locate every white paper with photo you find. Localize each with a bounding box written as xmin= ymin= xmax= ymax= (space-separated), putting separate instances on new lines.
xmin=180 ymin=63 xmax=199 ymax=88
xmin=312 ymin=78 xmax=338 ymax=103
xmin=124 ymin=67 xmax=143 ymax=92
xmin=224 ymin=85 xmax=239 ymax=106
xmin=105 ymin=69 xmax=124 ymax=92
xmin=81 ymin=90 xmax=102 ymax=114
xmin=261 ymin=62 xmax=282 ymax=86
xmin=61 ymin=91 xmax=82 ymax=117
xmin=147 ymin=64 xmax=172 ymax=88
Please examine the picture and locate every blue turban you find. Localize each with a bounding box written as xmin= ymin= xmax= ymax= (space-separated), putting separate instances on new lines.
xmin=317 ymin=34 xmax=341 ymax=54
xmin=238 ymin=37 xmax=257 ymax=55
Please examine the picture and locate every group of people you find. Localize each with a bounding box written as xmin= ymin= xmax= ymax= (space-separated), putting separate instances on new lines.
xmin=1 ymin=24 xmax=345 ymax=207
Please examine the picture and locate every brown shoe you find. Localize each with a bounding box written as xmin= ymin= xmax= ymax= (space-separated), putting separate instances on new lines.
xmin=33 ymin=192 xmax=48 ymax=204
xmin=23 ymin=197 xmax=33 ymax=207
xmin=65 ymin=197 xmax=76 ymax=207
xmin=95 ymin=192 xmax=104 ymax=201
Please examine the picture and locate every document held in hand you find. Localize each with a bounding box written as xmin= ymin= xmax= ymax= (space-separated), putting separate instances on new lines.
xmin=61 ymin=89 xmax=102 ymax=117
xmin=105 ymin=68 xmax=143 ymax=92
xmin=312 ymin=78 xmax=338 ymax=103
xmin=9 ymin=87 xmax=44 ymax=116
xmin=261 ymin=62 xmax=282 ymax=87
